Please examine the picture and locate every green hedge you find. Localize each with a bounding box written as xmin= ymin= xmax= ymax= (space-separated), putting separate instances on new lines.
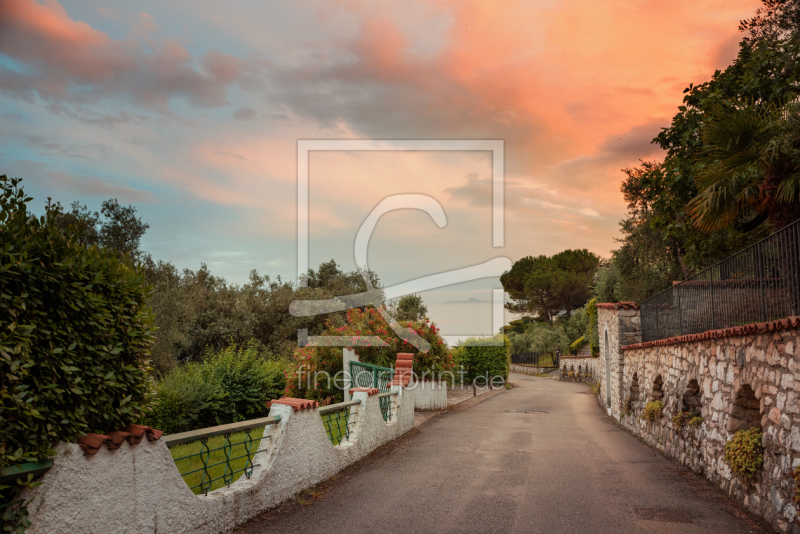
xmin=141 ymin=341 xmax=286 ymax=434
xmin=0 ymin=176 xmax=154 ymax=467
xmin=455 ymin=335 xmax=510 ymax=383
xmin=1 ymin=176 xmax=155 ymax=530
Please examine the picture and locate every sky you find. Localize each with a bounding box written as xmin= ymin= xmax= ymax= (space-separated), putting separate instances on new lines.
xmin=0 ymin=0 xmax=762 ymax=340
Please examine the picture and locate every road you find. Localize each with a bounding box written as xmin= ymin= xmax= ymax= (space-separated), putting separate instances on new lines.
xmin=236 ymin=373 xmax=770 ymax=534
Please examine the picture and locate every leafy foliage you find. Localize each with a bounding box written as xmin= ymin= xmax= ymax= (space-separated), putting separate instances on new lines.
xmin=672 ymin=411 xmax=701 ymax=428
xmin=501 ymin=249 xmax=599 ymax=321
xmin=0 ymin=176 xmax=154 ymax=465
xmin=285 ymin=308 xmax=452 ymax=402
xmin=388 ymin=294 xmax=428 ymax=322
xmin=724 ymin=428 xmax=764 ymax=479
xmin=141 ymin=341 xmax=286 ymax=434
xmin=1 ymin=176 xmax=154 ymax=531
xmin=144 ymin=259 xmax=381 ymax=374
xmin=643 ymin=400 xmax=664 ymax=421
xmin=48 ymin=198 xmax=150 ymax=263
xmin=454 ymin=335 xmax=510 ymax=383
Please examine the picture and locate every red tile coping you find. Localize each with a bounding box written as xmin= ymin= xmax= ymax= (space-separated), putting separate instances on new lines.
xmin=77 ymin=424 xmax=163 ymax=455
xmin=349 ymin=387 xmax=380 ymax=396
xmin=271 ymin=397 xmax=319 ymax=411
xmin=596 ymin=301 xmax=639 ymax=310
xmin=390 ymin=353 xmax=414 ymax=387
xmin=623 ymin=316 xmax=800 ymax=351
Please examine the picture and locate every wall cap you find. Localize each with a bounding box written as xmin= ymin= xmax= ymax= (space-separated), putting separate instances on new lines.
xmin=624 ymin=316 xmax=800 ymax=351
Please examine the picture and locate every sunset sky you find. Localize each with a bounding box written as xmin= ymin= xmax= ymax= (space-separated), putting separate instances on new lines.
xmin=0 ymin=0 xmax=761 ymax=338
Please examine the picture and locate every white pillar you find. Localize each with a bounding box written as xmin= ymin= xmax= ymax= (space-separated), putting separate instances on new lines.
xmin=343 ymin=348 xmax=358 ymax=401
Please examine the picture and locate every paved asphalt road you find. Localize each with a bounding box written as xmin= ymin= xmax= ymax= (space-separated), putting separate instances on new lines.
xmin=236 ymin=373 xmax=771 ymax=534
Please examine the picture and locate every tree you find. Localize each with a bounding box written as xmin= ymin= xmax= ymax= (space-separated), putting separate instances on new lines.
xmin=390 ymin=294 xmax=428 ymax=322
xmin=142 ymin=258 xmax=385 ymax=374
xmin=689 ymin=101 xmax=800 ymax=231
xmin=501 ymin=249 xmax=599 ymax=321
xmin=48 ymin=197 xmax=150 ymax=262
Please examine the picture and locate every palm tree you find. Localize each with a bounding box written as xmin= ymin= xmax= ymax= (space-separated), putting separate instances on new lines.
xmin=688 ymin=100 xmax=800 ymax=231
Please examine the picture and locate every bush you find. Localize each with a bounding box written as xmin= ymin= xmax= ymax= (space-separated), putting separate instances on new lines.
xmin=141 ymin=341 xmax=286 ymax=434
xmin=672 ymin=411 xmax=701 ymax=428
xmin=1 ymin=176 xmax=154 ymax=530
xmin=0 ymin=176 xmax=154 ymax=464
xmin=724 ymin=428 xmax=764 ymax=479
xmin=455 ymin=334 xmax=511 ymax=384
xmin=285 ymin=308 xmax=453 ymax=402
xmin=643 ymin=400 xmax=664 ymax=421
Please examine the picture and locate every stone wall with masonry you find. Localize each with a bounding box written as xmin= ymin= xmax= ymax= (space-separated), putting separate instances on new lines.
xmin=599 ymin=303 xmax=800 ymax=533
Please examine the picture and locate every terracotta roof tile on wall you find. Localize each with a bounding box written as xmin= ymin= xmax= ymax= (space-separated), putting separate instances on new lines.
xmin=271 ymin=397 xmax=319 ymax=411
xmin=624 ymin=316 xmax=800 ymax=351
xmin=349 ymin=387 xmax=380 ymax=396
xmin=77 ymin=424 xmax=163 ymax=455
xmin=596 ymin=301 xmax=639 ymax=310
xmin=390 ymin=353 xmax=414 ymax=387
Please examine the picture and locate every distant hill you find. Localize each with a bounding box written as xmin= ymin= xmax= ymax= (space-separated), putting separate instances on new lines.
xmin=444 ymin=297 xmax=490 ymax=304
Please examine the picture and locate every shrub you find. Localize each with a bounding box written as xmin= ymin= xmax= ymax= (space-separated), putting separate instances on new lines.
xmin=141 ymin=341 xmax=286 ymax=434
xmin=724 ymin=428 xmax=764 ymax=479
xmin=624 ymin=396 xmax=633 ymax=416
xmin=586 ymin=298 xmax=599 ymax=356
xmin=140 ymin=364 xmax=227 ymax=435
xmin=592 ymin=383 xmax=600 ymax=396
xmin=285 ymin=308 xmax=453 ymax=402
xmin=455 ymin=334 xmax=511 ymax=384
xmin=0 ymin=176 xmax=154 ymax=463
xmin=672 ymin=411 xmax=702 ymax=428
xmin=643 ymin=400 xmax=664 ymax=421
xmin=1 ymin=176 xmax=154 ymax=529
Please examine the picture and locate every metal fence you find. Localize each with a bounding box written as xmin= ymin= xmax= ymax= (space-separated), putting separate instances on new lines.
xmin=164 ymin=415 xmax=281 ymax=495
xmin=319 ymin=400 xmax=360 ymax=446
xmin=349 ymin=361 xmax=398 ymax=422
xmin=510 ymin=352 xmax=559 ymax=367
xmin=641 ymin=219 xmax=800 ymax=342
xmin=350 ymin=361 xmax=395 ymax=392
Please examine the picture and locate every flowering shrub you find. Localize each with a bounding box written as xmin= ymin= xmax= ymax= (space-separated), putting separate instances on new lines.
xmin=284 ymin=308 xmax=452 ymax=402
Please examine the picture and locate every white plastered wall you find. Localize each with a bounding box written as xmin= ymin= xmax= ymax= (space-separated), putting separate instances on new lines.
xmin=24 ymin=387 xmax=414 ymax=534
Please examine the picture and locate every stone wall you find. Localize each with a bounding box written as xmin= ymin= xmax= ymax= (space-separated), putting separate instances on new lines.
xmin=558 ymin=356 xmax=600 ymax=383
xmin=597 ymin=302 xmax=641 ymax=415
xmin=597 ymin=302 xmax=800 ymax=533
xmin=510 ymin=364 xmax=558 ymax=375
xmin=618 ymin=329 xmax=800 ymax=532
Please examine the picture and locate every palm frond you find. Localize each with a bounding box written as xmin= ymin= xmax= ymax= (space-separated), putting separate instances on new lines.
xmin=776 ymin=171 xmax=800 ymax=203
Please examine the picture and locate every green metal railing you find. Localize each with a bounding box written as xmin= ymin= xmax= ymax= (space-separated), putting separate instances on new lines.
xmin=350 ymin=361 xmax=395 ymax=392
xmin=319 ymin=400 xmax=360 ymax=446
xmin=165 ymin=416 xmax=281 ymax=495
xmin=349 ymin=361 xmax=397 ymax=423
xmin=0 ymin=459 xmax=53 ymax=511
xmin=378 ymin=391 xmax=398 ymax=421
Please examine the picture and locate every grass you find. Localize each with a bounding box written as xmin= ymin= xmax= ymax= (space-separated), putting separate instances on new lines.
xmin=321 ymin=409 xmax=353 ymax=446
xmin=169 ymin=426 xmax=266 ymax=495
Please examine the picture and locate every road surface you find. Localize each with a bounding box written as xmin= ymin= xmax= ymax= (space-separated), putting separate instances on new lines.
xmin=236 ymin=373 xmax=769 ymax=533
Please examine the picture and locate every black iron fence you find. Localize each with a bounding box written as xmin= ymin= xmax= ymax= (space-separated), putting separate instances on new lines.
xmin=641 ymin=219 xmax=800 ymax=342
xmin=510 ymin=351 xmax=560 ymax=367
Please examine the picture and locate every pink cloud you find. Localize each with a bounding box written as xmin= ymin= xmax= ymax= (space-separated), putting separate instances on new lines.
xmin=0 ymin=0 xmax=244 ymax=109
